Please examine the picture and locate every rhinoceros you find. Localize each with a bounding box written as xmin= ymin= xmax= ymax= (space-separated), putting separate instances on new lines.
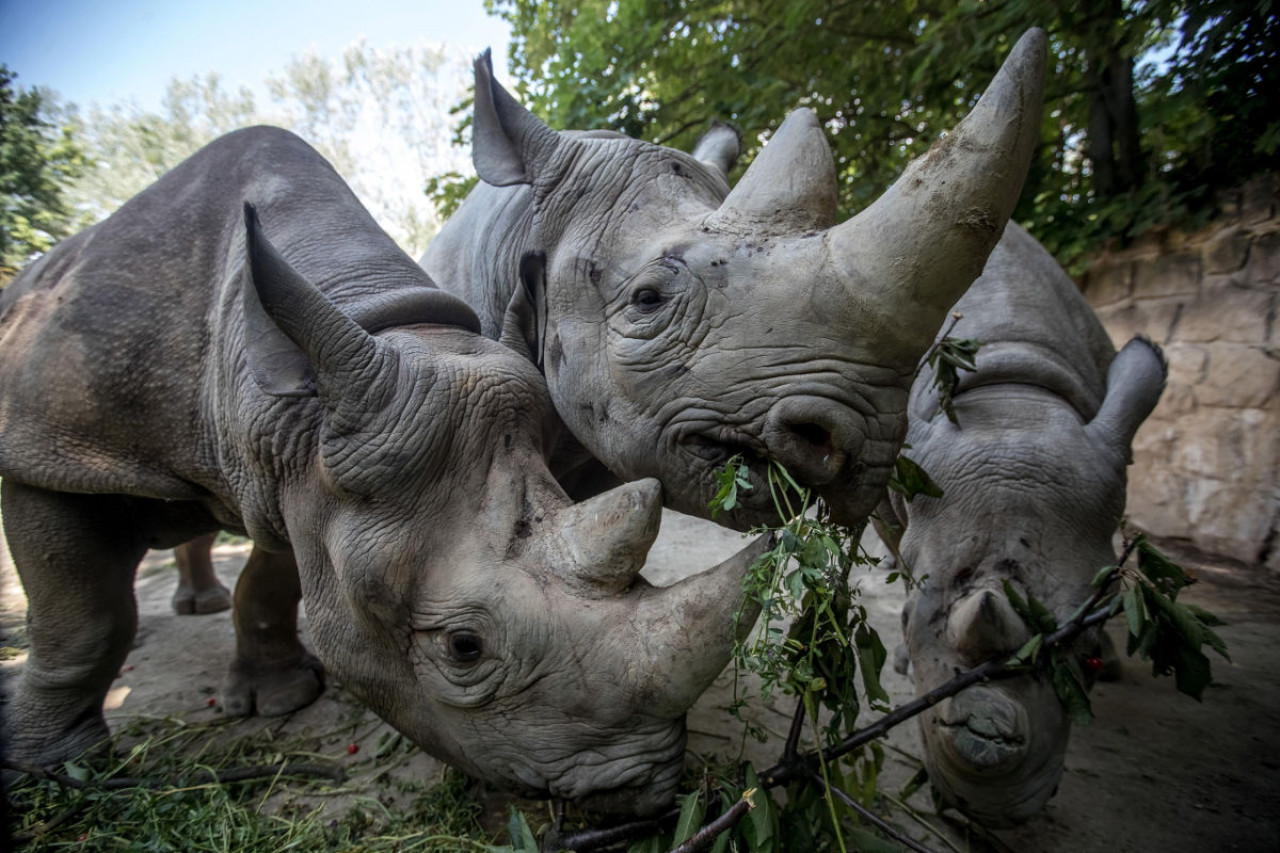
xmin=879 ymin=223 xmax=1167 ymax=824
xmin=421 ymin=30 xmax=1049 ymax=530
xmin=0 ymin=126 xmax=766 ymax=815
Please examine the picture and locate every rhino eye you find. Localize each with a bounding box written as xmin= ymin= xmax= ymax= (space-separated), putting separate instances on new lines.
xmin=631 ymin=287 xmax=666 ymax=313
xmin=448 ymin=631 xmax=484 ymax=663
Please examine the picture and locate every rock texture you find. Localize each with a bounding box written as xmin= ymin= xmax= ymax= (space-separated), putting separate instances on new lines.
xmin=1079 ymin=174 xmax=1279 ymax=569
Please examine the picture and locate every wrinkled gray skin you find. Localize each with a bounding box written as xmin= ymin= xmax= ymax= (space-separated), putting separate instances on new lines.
xmin=881 ymin=223 xmax=1167 ymax=825
xmin=422 ymin=32 xmax=1049 ymax=530
xmin=0 ymin=126 xmax=767 ymax=815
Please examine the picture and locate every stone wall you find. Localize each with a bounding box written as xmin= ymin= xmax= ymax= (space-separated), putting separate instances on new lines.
xmin=1079 ymin=174 xmax=1279 ymax=569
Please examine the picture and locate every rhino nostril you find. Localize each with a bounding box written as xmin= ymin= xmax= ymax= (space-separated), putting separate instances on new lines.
xmin=789 ymin=421 xmax=834 ymax=453
xmin=763 ymin=398 xmax=862 ymax=486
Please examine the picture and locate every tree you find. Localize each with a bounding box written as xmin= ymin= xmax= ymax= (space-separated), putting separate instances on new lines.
xmin=485 ymin=0 xmax=1278 ymax=267
xmin=0 ymin=66 xmax=88 ymax=282
xmin=63 ymin=42 xmax=472 ymax=258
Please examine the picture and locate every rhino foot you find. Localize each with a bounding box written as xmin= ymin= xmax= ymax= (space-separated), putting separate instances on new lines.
xmin=222 ymin=653 xmax=325 ymax=717
xmin=171 ymin=582 xmax=233 ymax=615
xmin=4 ymin=705 xmax=113 ymax=769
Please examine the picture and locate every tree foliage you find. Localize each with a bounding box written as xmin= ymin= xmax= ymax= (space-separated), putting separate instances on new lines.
xmin=49 ymin=42 xmax=471 ymax=260
xmin=0 ymin=66 xmax=89 ymax=282
xmin=486 ymin=0 xmax=1278 ymax=268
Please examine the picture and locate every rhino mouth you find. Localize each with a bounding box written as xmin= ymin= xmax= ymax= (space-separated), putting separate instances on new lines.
xmin=937 ymin=712 xmax=1028 ymax=770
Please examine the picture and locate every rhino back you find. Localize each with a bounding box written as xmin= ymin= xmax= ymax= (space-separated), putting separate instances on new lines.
xmin=0 ymin=126 xmax=424 ymax=502
xmin=911 ymin=223 xmax=1116 ymax=425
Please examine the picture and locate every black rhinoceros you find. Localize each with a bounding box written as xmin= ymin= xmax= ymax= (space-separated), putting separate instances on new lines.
xmin=0 ymin=126 xmax=767 ymax=815
xmin=422 ymin=30 xmax=1049 ymax=530
xmin=882 ymin=223 xmax=1167 ymax=824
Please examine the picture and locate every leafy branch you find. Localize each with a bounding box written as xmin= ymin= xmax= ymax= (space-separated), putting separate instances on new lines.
xmin=546 ymin=505 xmax=1228 ymax=852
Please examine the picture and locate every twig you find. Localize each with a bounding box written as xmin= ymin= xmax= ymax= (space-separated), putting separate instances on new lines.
xmin=782 ymin=699 xmax=807 ymax=762
xmin=669 ymin=793 xmax=754 ymax=853
xmin=914 ymin=312 xmax=964 ymax=378
xmin=819 ymin=778 xmax=938 ymax=853
xmin=879 ymin=792 xmax=964 ymax=853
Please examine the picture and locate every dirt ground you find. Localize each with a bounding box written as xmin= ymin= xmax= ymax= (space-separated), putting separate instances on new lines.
xmin=2 ymin=510 xmax=1278 ymax=851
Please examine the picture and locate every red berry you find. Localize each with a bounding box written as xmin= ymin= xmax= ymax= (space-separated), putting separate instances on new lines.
xmin=346 ymin=743 xmax=360 ymax=755
xmin=206 ymin=697 xmax=217 ymax=707
xmin=1084 ymin=656 xmax=1104 ymax=674
xmin=78 ymin=835 xmax=87 ymax=842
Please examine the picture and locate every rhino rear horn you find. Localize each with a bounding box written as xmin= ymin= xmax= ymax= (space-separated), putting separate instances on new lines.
xmin=828 ymin=28 xmax=1047 ymax=361
xmin=553 ymin=479 xmax=664 ymax=596
xmin=242 ymin=202 xmax=382 ymax=397
xmin=1086 ymin=337 xmax=1167 ymax=459
xmin=690 ymin=120 xmax=742 ymax=181
xmin=472 ymin=48 xmax=562 ymax=187
xmin=707 ymin=107 xmax=839 ymax=233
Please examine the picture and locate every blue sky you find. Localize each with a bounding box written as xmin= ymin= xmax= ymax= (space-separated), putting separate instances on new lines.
xmin=0 ymin=0 xmax=512 ymax=109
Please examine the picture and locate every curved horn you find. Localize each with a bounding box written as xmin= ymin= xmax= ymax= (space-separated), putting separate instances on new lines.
xmin=947 ymin=587 xmax=1031 ymax=664
xmin=828 ymin=28 xmax=1047 ymax=360
xmin=553 ymin=478 xmax=664 ymax=596
xmin=243 ymin=202 xmax=382 ymax=395
xmin=629 ymin=533 xmax=772 ymax=717
xmin=706 ymin=107 xmax=838 ymax=233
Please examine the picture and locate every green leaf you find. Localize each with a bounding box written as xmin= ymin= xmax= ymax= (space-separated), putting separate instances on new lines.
xmin=506 ymin=807 xmax=538 ymax=852
xmin=745 ymin=766 xmax=775 ymax=853
xmin=1049 ymin=651 xmax=1093 ymax=725
xmin=671 ymin=790 xmax=705 ymax=847
xmin=888 ymin=454 xmax=944 ymax=503
xmin=1008 ymin=633 xmax=1044 ymax=667
xmin=1091 ymin=564 xmax=1117 ymax=589
xmin=1124 ymin=587 xmax=1145 ymax=638
xmin=63 ymin=761 xmax=88 ymax=783
xmin=1137 ymin=537 xmax=1188 ymax=598
xmin=855 ymin=624 xmax=890 ymax=706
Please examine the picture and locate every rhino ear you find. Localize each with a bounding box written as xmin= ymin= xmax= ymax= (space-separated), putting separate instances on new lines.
xmin=690 ymin=120 xmax=741 ymax=180
xmin=472 ymin=48 xmax=561 ymax=187
xmin=1086 ymin=337 xmax=1167 ymax=460
xmin=241 ymin=202 xmax=381 ymax=398
xmin=499 ymin=252 xmax=547 ymax=369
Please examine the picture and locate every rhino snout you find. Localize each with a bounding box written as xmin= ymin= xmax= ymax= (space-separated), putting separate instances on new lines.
xmin=761 ymin=396 xmax=865 ymax=488
xmin=936 ymin=687 xmax=1028 ymax=771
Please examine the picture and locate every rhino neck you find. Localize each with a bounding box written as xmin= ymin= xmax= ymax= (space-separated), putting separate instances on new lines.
xmin=915 ymin=225 xmax=1116 ymax=424
xmin=420 ymin=181 xmax=540 ymax=339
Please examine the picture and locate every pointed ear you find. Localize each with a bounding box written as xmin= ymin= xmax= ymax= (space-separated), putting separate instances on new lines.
xmin=499 ymin=251 xmax=547 ymax=369
xmin=241 ymin=201 xmax=381 ymax=398
xmin=690 ymin=120 xmax=741 ymax=180
xmin=1086 ymin=337 xmax=1168 ymax=460
xmin=242 ymin=204 xmax=317 ymax=396
xmin=472 ymin=48 xmax=562 ymax=187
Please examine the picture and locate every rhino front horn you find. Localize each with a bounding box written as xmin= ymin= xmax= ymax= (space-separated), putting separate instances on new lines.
xmin=552 ymin=478 xmax=663 ymax=596
xmin=828 ymin=28 xmax=1047 ymax=362
xmin=947 ymin=587 xmax=1030 ymax=664
xmin=630 ymin=533 xmax=772 ymax=718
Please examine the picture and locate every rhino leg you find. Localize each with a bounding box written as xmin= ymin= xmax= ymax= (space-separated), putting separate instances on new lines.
xmin=170 ymin=532 xmax=232 ymax=615
xmin=222 ymin=545 xmax=324 ymax=717
xmin=2 ymin=480 xmax=144 ymax=766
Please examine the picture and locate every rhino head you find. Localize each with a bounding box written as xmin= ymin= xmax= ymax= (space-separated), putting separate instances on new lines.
xmin=470 ymin=30 xmax=1047 ymax=529
xmin=243 ymin=207 xmax=767 ymax=815
xmin=893 ymin=339 xmax=1167 ymax=824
